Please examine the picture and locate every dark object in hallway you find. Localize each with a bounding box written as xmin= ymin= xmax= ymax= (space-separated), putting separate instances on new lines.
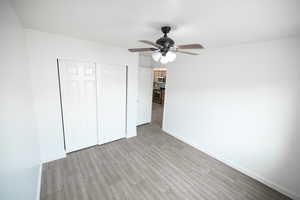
xmin=152 ymin=88 xmax=165 ymax=104
xmin=153 ymin=70 xmax=166 ymax=104
xmin=40 ymin=124 xmax=291 ymax=200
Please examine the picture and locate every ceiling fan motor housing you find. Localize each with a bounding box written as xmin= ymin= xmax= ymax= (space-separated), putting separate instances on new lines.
xmin=156 ymin=26 xmax=175 ymax=55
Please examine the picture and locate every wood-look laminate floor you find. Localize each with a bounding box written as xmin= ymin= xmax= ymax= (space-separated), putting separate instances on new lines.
xmin=151 ymin=103 xmax=164 ymax=127
xmin=40 ymin=124 xmax=291 ymax=200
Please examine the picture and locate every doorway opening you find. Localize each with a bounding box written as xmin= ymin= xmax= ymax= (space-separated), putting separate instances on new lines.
xmin=151 ymin=68 xmax=167 ymax=127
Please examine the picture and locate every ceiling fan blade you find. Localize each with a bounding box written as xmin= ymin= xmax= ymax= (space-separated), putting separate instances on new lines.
xmin=128 ymin=47 xmax=157 ymax=52
xmin=176 ymin=49 xmax=199 ymax=55
xmin=176 ymin=44 xmax=204 ymax=49
xmin=139 ymin=40 xmax=162 ymax=48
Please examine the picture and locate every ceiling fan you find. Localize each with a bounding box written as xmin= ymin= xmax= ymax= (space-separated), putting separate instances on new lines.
xmin=128 ymin=26 xmax=204 ymax=64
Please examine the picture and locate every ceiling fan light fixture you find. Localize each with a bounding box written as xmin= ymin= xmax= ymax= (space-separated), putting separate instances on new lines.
xmin=165 ymin=51 xmax=176 ymax=62
xmin=152 ymin=51 xmax=161 ymax=62
xmin=160 ymin=55 xmax=169 ymax=64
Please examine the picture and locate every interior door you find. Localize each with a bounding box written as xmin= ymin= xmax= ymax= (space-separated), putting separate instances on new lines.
xmin=58 ymin=60 xmax=98 ymax=152
xmin=98 ymin=65 xmax=127 ymax=144
xmin=137 ymin=67 xmax=153 ymax=125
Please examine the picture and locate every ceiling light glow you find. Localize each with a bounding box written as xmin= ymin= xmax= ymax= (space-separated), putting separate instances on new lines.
xmin=152 ymin=51 xmax=176 ymax=64
xmin=165 ymin=51 xmax=176 ymax=62
xmin=152 ymin=51 xmax=161 ymax=62
xmin=160 ymin=55 xmax=169 ymax=64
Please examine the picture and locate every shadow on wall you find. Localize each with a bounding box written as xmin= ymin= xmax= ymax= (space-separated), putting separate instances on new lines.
xmin=272 ymin=96 xmax=300 ymax=197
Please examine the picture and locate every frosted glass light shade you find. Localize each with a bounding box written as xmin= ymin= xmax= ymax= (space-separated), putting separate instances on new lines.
xmin=166 ymin=51 xmax=176 ymax=62
xmin=152 ymin=51 xmax=161 ymax=62
xmin=160 ymin=55 xmax=169 ymax=64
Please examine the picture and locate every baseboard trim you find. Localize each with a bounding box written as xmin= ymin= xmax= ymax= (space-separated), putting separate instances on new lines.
xmin=42 ymin=152 xmax=66 ymax=164
xmin=136 ymin=122 xmax=151 ymax=127
xmin=163 ymin=128 xmax=300 ymax=200
xmin=126 ymin=130 xmax=137 ymax=139
xmin=126 ymin=135 xmax=136 ymax=139
xmin=36 ymin=164 xmax=42 ymax=200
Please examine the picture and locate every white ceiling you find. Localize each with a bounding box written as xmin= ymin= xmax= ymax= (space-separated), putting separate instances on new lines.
xmin=11 ymin=0 xmax=300 ymax=49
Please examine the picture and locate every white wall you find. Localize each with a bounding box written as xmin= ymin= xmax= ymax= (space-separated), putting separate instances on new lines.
xmin=139 ymin=54 xmax=153 ymax=68
xmin=0 ymin=1 xmax=41 ymax=200
xmin=164 ymin=37 xmax=300 ymax=199
xmin=26 ymin=29 xmax=138 ymax=163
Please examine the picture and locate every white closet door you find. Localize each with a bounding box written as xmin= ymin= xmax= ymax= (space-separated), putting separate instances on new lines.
xmin=137 ymin=67 xmax=153 ymax=125
xmin=58 ymin=60 xmax=98 ymax=152
xmin=98 ymin=65 xmax=127 ymax=144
